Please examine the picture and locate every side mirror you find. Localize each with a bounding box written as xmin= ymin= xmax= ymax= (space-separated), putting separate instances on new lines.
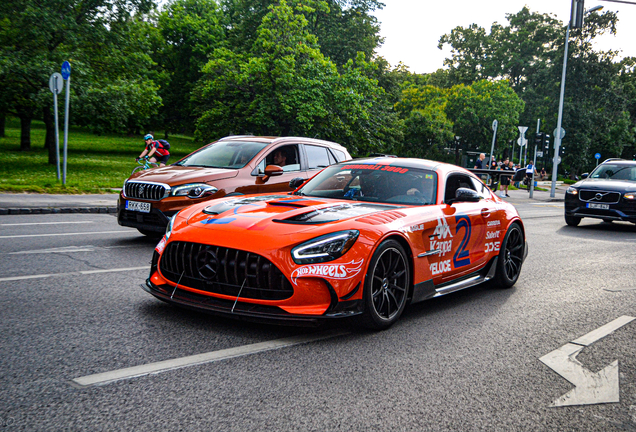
xmin=289 ymin=177 xmax=305 ymax=189
xmin=450 ymin=187 xmax=481 ymax=204
xmin=581 ymin=173 xmax=589 ymax=179
xmin=264 ymin=165 xmax=284 ymax=177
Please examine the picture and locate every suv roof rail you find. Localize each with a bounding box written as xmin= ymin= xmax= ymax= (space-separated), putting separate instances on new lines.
xmin=218 ymin=135 xmax=255 ymax=140
xmin=601 ymin=158 xmax=626 ymax=163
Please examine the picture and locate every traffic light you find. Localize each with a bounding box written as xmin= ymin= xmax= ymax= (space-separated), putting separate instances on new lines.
xmin=544 ymin=134 xmax=550 ymax=150
xmin=534 ymin=132 xmax=544 ymax=147
xmin=570 ymin=0 xmax=585 ymax=29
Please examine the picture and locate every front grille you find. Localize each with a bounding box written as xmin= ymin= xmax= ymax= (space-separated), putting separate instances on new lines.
xmin=125 ymin=181 xmax=168 ymax=201
xmin=159 ymin=241 xmax=293 ymax=300
xmin=579 ymin=190 xmax=621 ymax=203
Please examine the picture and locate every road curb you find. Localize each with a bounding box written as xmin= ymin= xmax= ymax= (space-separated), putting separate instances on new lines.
xmin=0 ymin=207 xmax=117 ymax=216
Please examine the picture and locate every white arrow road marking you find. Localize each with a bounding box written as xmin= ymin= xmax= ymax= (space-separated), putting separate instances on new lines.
xmin=540 ymin=315 xmax=635 ymax=407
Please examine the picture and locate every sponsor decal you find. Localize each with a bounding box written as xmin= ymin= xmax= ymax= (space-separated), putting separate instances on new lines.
xmin=433 ymin=217 xmax=453 ymax=240
xmin=430 ymin=259 xmax=451 ymax=276
xmin=291 ymin=259 xmax=364 ymax=285
xmin=155 ymin=236 xmax=167 ymax=254
xmin=487 ymin=220 xmax=501 ymax=227
xmin=408 ymin=223 xmax=424 ymax=232
xmin=486 ymin=231 xmax=500 ymax=239
xmin=430 ymin=239 xmax=452 ymax=256
xmin=340 ymin=164 xmax=409 ymax=174
xmin=485 ymin=241 xmax=501 ymax=253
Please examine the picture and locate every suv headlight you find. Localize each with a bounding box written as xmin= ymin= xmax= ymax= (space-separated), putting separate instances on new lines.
xmin=171 ymin=183 xmax=217 ymax=198
xmin=292 ymin=230 xmax=359 ymax=264
xmin=566 ymin=187 xmax=578 ymax=195
xmin=624 ymin=192 xmax=636 ymax=200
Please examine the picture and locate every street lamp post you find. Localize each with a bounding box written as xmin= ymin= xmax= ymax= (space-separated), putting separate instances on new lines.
xmin=550 ymin=3 xmax=604 ymax=198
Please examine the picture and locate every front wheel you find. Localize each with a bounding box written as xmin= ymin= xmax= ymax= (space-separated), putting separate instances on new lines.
xmin=564 ymin=214 xmax=581 ymax=227
xmin=359 ymin=239 xmax=410 ymax=330
xmin=491 ymin=223 xmax=525 ymax=289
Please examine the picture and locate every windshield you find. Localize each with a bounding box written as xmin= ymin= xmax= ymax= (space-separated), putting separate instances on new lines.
xmin=590 ymin=164 xmax=636 ymax=181
xmin=297 ymin=163 xmax=438 ymax=205
xmin=176 ymin=141 xmax=267 ymax=169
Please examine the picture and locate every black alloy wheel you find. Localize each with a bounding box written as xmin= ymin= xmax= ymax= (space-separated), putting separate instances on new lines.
xmin=360 ymin=239 xmax=410 ymax=330
xmin=492 ymin=223 xmax=525 ymax=288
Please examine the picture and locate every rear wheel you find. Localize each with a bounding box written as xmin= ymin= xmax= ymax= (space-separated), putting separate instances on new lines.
xmin=564 ymin=214 xmax=581 ymax=227
xmin=491 ymin=223 xmax=525 ymax=289
xmin=359 ymin=240 xmax=410 ymax=330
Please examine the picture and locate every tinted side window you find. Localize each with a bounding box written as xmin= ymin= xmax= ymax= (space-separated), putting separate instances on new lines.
xmin=305 ymin=145 xmax=332 ymax=170
xmin=257 ymin=145 xmax=301 ymax=174
xmin=332 ymin=149 xmax=347 ymax=162
xmin=470 ymin=177 xmax=491 ymax=199
xmin=445 ymin=174 xmax=476 ymax=202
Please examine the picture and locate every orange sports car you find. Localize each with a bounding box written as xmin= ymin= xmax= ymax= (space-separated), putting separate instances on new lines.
xmin=144 ymin=157 xmax=528 ymax=329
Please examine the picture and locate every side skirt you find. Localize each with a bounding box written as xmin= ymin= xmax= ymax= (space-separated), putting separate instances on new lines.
xmin=410 ymin=258 xmax=498 ymax=305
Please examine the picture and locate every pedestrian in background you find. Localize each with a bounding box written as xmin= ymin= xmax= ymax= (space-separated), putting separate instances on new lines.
xmin=474 ymin=153 xmax=486 ymax=169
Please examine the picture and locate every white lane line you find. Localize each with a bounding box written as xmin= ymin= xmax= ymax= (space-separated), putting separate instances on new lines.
xmin=0 ymin=221 xmax=94 ymax=226
xmin=0 ymin=266 xmax=148 ymax=282
xmin=8 ymin=246 xmax=99 ymax=254
xmin=571 ymin=315 xmax=636 ymax=347
xmin=72 ymin=330 xmax=349 ymax=388
xmin=0 ymin=230 xmax=132 ymax=239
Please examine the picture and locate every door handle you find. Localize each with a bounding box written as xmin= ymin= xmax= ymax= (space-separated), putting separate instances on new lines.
xmin=481 ymin=208 xmax=492 ymax=218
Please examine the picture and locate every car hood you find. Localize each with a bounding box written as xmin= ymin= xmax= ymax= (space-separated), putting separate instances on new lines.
xmin=184 ymin=195 xmax=406 ymax=232
xmin=573 ymin=178 xmax=636 ymax=192
xmin=129 ymin=165 xmax=238 ymax=185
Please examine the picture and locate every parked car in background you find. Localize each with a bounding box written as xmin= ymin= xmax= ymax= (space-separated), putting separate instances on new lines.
xmin=564 ymin=159 xmax=636 ymax=226
xmin=143 ymin=157 xmax=527 ymax=329
xmin=118 ymin=136 xmax=351 ymax=236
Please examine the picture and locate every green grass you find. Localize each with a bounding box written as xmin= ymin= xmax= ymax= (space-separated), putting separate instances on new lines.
xmin=0 ymin=118 xmax=203 ymax=194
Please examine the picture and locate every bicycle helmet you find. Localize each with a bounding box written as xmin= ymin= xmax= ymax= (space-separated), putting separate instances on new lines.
xmin=144 ymin=134 xmax=153 ymax=141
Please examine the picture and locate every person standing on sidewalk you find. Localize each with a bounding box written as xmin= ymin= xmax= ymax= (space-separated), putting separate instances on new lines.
xmin=499 ymin=159 xmax=513 ymax=197
xmin=474 ymin=153 xmax=486 ymax=169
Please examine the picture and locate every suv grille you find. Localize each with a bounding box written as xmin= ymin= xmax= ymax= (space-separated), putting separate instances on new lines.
xmin=159 ymin=241 xmax=293 ymax=300
xmin=125 ymin=181 xmax=168 ymax=201
xmin=579 ymin=190 xmax=621 ymax=203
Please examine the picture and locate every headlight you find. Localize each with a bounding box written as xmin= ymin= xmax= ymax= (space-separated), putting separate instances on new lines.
xmin=292 ymin=230 xmax=359 ymax=264
xmin=170 ymin=183 xmax=217 ymax=198
xmin=566 ymin=187 xmax=578 ymax=195
xmin=165 ymin=214 xmax=176 ymax=239
xmin=624 ymin=192 xmax=636 ymax=200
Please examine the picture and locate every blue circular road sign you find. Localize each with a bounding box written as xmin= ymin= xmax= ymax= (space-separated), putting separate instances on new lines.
xmin=595 ymin=153 xmax=601 ymax=160
xmin=61 ymin=61 xmax=71 ymax=80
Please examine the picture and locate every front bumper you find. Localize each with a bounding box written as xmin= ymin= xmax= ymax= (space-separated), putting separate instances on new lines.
xmin=117 ymin=198 xmax=176 ymax=233
xmin=142 ymin=279 xmax=363 ymax=326
xmin=565 ymin=198 xmax=636 ymax=223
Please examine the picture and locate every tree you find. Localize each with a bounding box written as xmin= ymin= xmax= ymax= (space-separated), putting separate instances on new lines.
xmin=0 ymin=0 xmax=157 ymax=161
xmin=152 ymin=0 xmax=225 ymax=135
xmin=193 ymin=1 xmax=400 ymax=156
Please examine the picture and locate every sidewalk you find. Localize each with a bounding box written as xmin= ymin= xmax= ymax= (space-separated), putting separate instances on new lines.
xmin=500 ymin=181 xmax=567 ymax=203
xmin=0 ymin=182 xmax=566 ymax=216
xmin=0 ymin=192 xmax=120 ymax=215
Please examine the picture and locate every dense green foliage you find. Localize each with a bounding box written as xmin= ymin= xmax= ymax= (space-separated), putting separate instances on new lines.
xmin=2 ymin=0 xmax=636 ymax=184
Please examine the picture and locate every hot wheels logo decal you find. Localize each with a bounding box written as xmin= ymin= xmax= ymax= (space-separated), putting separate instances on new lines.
xmin=291 ymin=259 xmax=364 ymax=285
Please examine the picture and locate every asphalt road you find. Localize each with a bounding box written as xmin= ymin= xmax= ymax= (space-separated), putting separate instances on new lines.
xmin=1 ymin=203 xmax=635 ymax=431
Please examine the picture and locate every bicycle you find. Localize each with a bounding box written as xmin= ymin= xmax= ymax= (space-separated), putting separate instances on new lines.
xmin=132 ymin=156 xmax=159 ymax=174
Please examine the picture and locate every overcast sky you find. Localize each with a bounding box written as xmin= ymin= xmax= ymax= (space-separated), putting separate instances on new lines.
xmin=373 ymin=0 xmax=636 ymax=74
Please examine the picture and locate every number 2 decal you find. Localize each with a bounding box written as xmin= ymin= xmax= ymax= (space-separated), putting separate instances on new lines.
xmin=453 ymin=215 xmax=471 ymax=268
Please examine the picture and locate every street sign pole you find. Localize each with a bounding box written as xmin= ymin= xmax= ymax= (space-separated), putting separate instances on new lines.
xmin=530 ymin=144 xmax=538 ymax=199
xmin=552 ymin=25 xmax=570 ymax=198
xmin=517 ymin=126 xmax=528 ymax=166
xmin=61 ymin=61 xmax=71 ymax=185
xmin=595 ymin=153 xmax=601 ymax=167
xmin=48 ymin=73 xmax=63 ymax=181
xmin=489 ymin=119 xmax=498 ymax=168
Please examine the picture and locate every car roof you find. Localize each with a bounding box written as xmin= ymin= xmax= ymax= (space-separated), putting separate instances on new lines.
xmin=343 ymin=156 xmax=464 ymax=174
xmin=218 ymin=135 xmax=349 ymax=152
xmin=600 ymin=159 xmax=636 ymax=165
